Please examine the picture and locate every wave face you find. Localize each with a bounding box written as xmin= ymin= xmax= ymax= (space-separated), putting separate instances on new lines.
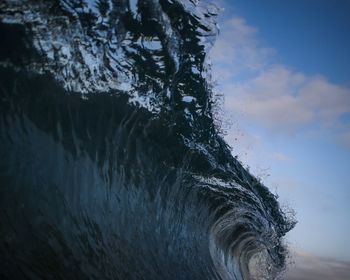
xmin=0 ymin=1 xmax=295 ymax=279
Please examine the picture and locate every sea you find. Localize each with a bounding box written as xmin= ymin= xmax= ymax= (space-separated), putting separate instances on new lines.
xmin=0 ymin=1 xmax=295 ymax=279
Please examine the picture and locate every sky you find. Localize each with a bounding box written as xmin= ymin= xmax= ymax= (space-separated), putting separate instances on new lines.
xmin=208 ymin=0 xmax=350 ymax=278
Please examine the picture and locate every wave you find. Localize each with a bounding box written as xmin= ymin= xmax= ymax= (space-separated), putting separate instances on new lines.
xmin=0 ymin=1 xmax=295 ymax=279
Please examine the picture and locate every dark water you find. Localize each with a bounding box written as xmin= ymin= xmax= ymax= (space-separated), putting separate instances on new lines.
xmin=0 ymin=1 xmax=295 ymax=279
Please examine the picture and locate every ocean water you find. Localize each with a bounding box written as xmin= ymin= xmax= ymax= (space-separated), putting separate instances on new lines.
xmin=0 ymin=1 xmax=295 ymax=279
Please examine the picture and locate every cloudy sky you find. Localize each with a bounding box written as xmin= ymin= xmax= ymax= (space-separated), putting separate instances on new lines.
xmin=209 ymin=0 xmax=350 ymax=278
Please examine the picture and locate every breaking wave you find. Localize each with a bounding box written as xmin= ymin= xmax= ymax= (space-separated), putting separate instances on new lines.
xmin=0 ymin=0 xmax=295 ymax=279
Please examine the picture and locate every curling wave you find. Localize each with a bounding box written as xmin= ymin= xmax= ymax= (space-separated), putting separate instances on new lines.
xmin=0 ymin=1 xmax=295 ymax=279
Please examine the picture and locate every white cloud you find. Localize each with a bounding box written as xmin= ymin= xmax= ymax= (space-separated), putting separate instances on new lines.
xmin=210 ymin=17 xmax=274 ymax=82
xmin=210 ymin=16 xmax=350 ymax=142
xmin=224 ymin=65 xmax=350 ymax=133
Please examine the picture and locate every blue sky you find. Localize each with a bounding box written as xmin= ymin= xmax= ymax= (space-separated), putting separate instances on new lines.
xmin=209 ymin=0 xmax=350 ymax=273
xmin=228 ymin=0 xmax=350 ymax=85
